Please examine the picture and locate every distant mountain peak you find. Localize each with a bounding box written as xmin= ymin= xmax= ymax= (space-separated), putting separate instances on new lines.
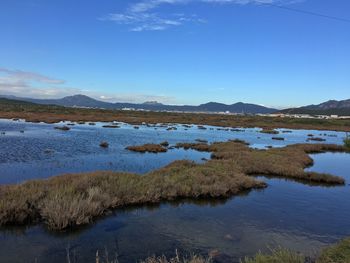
xmin=280 ymin=98 xmax=350 ymax=116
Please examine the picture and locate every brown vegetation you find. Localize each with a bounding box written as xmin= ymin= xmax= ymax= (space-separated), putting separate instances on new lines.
xmin=126 ymin=144 xmax=168 ymax=153
xmin=175 ymin=143 xmax=211 ymax=152
xmin=0 ymin=140 xmax=346 ymax=230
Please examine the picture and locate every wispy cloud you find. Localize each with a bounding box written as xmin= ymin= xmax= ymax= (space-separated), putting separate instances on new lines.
xmin=0 ymin=68 xmax=65 ymax=86
xmin=0 ymin=67 xmax=175 ymax=103
xmin=101 ymin=0 xmax=302 ymax=31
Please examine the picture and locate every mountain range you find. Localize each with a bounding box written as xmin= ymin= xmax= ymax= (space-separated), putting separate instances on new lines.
xmin=0 ymin=94 xmax=277 ymax=114
xmin=280 ymin=99 xmax=350 ymax=116
xmin=1 ymin=94 xmax=350 ymax=116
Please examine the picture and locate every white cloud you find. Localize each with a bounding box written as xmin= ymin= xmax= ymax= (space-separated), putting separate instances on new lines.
xmin=0 ymin=67 xmax=176 ymax=104
xmin=101 ymin=0 xmax=302 ymax=31
xmin=0 ymin=68 xmax=65 ymax=85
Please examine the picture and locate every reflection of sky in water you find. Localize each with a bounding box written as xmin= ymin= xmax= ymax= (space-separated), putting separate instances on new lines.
xmin=0 ymin=119 xmax=349 ymax=262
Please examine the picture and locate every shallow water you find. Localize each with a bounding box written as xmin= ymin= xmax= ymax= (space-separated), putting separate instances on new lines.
xmin=0 ymin=119 xmax=349 ymax=263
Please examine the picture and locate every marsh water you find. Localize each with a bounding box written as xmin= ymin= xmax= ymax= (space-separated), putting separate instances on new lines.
xmin=0 ymin=118 xmax=349 ymax=262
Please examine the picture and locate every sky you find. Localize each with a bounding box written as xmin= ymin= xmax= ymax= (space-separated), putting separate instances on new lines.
xmin=0 ymin=0 xmax=349 ymax=108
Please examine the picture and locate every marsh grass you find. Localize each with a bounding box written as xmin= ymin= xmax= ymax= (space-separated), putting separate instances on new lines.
xmin=260 ymin=129 xmax=279 ymax=134
xmin=126 ymin=144 xmax=168 ymax=153
xmin=317 ymin=238 xmax=350 ymax=263
xmin=140 ymin=238 xmax=350 ymax=263
xmin=241 ymin=248 xmax=305 ymax=263
xmin=0 ymin=141 xmax=346 ymax=230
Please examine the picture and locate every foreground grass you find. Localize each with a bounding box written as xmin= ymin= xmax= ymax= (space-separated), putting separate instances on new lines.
xmin=141 ymin=254 xmax=210 ymax=263
xmin=139 ymin=238 xmax=350 ymax=263
xmin=0 ymin=141 xmax=346 ymax=230
xmin=317 ymin=238 xmax=350 ymax=263
xmin=242 ymin=248 xmax=305 ymax=263
xmin=1 ymin=98 xmax=350 ymax=131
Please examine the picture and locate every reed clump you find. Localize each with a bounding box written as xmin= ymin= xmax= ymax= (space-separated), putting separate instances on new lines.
xmin=126 ymin=144 xmax=168 ymax=153
xmin=0 ymin=141 xmax=346 ymax=230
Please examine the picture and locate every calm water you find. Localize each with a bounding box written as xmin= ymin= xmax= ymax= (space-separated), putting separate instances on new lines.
xmin=0 ymin=118 xmax=349 ymax=263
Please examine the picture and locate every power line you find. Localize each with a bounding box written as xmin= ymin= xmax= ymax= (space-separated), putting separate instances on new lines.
xmin=257 ymin=1 xmax=350 ymax=23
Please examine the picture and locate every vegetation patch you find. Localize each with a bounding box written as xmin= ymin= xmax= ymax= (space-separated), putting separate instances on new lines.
xmin=126 ymin=144 xmax=167 ymax=153
xmin=140 ymin=238 xmax=350 ymax=263
xmin=0 ymin=140 xmax=346 ymax=230
xmin=175 ymin=143 xmax=211 ymax=152
xmin=260 ymin=129 xmax=279 ymax=134
xmin=317 ymin=237 xmax=350 ymax=263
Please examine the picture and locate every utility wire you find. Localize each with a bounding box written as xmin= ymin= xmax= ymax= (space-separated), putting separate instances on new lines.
xmin=257 ymin=1 xmax=350 ymax=23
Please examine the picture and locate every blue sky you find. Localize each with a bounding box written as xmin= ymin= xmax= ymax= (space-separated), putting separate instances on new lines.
xmin=0 ymin=0 xmax=349 ymax=108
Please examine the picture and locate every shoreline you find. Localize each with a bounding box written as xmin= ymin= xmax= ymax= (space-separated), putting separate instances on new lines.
xmin=1 ymin=103 xmax=350 ymax=132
